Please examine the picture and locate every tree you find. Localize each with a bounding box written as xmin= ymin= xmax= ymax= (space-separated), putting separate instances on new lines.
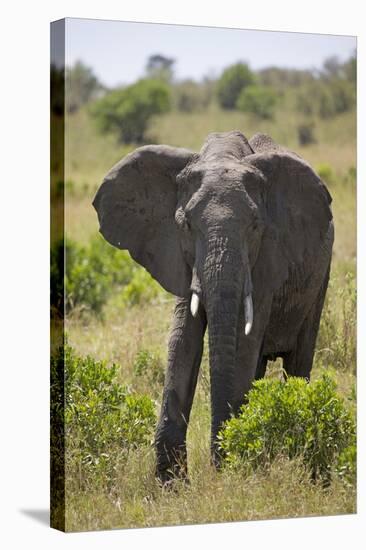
xmin=321 ymin=56 xmax=342 ymax=80
xmin=145 ymin=54 xmax=175 ymax=83
xmin=174 ymin=79 xmax=212 ymax=112
xmin=66 ymin=61 xmax=103 ymax=113
xmin=216 ymin=63 xmax=255 ymax=109
xmin=258 ymin=67 xmax=314 ymax=88
xmin=236 ymin=85 xmax=277 ymax=119
xmin=343 ymin=54 xmax=356 ymax=83
xmin=90 ymin=79 xmax=171 ymax=143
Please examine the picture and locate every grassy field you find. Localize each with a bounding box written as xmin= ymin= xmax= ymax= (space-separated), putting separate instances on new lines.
xmin=61 ymin=101 xmax=356 ymax=532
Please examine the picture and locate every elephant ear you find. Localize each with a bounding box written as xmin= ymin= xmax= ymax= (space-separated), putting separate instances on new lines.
xmin=247 ymin=149 xmax=333 ymax=294
xmin=93 ymin=145 xmax=194 ymax=297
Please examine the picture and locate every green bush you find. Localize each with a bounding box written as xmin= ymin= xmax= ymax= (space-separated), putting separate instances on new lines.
xmin=336 ymin=442 xmax=356 ymax=485
xmin=133 ymin=349 xmax=165 ymax=385
xmin=120 ymin=267 xmax=162 ymax=306
xmin=316 ymin=163 xmax=334 ymax=185
xmin=218 ymin=374 xmax=355 ymax=482
xmin=51 ymin=343 xmax=156 ymax=488
xmin=66 ymin=60 xmax=103 ymax=113
xmin=236 ymin=85 xmax=277 ymax=119
xmin=65 ymin=235 xmax=136 ymax=314
xmin=174 ymin=79 xmax=212 ymax=112
xmin=296 ymin=79 xmax=355 ymax=119
xmin=52 ymin=234 xmax=166 ymax=316
xmin=216 ymin=63 xmax=255 ymax=110
xmin=90 ymin=78 xmax=171 ymax=143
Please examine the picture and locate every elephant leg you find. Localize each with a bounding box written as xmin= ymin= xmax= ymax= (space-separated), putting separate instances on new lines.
xmin=283 ymin=275 xmax=329 ymax=380
xmin=231 ymin=300 xmax=272 ymax=417
xmin=254 ymin=340 xmax=268 ymax=380
xmin=255 ymin=355 xmax=268 ymax=380
xmin=155 ymin=297 xmax=207 ymax=484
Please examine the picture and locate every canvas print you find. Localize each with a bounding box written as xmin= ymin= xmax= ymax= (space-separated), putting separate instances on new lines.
xmin=50 ymin=18 xmax=357 ymax=532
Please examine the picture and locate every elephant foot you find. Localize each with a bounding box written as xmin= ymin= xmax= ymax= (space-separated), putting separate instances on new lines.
xmin=155 ymin=444 xmax=188 ymax=487
xmin=156 ymin=471 xmax=190 ymax=492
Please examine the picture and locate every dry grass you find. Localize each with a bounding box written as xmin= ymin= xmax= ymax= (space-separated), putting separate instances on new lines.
xmin=65 ymin=453 xmax=355 ymax=532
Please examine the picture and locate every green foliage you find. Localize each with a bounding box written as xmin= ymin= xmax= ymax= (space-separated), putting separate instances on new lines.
xmin=51 ymin=235 xmax=136 ymax=315
xmin=51 ymin=343 xmax=156 ymax=488
xmin=296 ymin=78 xmax=355 ymax=120
xmin=120 ymin=268 xmax=162 ymax=307
xmin=133 ymin=349 xmax=165 ymax=385
xmin=219 ymin=374 xmax=355 ymax=482
xmin=216 ymin=63 xmax=255 ymax=110
xmin=236 ymin=85 xmax=277 ymax=119
xmin=317 ymin=272 xmax=356 ymax=372
xmin=65 ymin=236 xmax=136 ymax=314
xmin=343 ymin=55 xmax=356 ymax=83
xmin=258 ymin=67 xmax=315 ymax=88
xmin=145 ymin=54 xmax=175 ymax=83
xmin=316 ymin=163 xmax=334 ymax=185
xmin=51 ymin=234 xmax=166 ymax=316
xmin=336 ymin=441 xmax=356 ymax=485
xmin=174 ymin=79 xmax=212 ymax=112
xmin=66 ymin=61 xmax=103 ymax=113
xmin=90 ymin=79 xmax=171 ymax=143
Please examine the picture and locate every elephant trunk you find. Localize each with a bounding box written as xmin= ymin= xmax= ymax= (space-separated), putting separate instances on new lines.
xmin=202 ymin=235 xmax=252 ymax=464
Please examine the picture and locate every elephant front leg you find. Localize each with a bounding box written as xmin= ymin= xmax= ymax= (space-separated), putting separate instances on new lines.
xmin=155 ymin=297 xmax=206 ymax=484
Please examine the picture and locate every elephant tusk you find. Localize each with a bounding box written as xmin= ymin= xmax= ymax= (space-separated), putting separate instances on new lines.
xmin=190 ymin=292 xmax=200 ymax=318
xmin=244 ymin=294 xmax=253 ymax=336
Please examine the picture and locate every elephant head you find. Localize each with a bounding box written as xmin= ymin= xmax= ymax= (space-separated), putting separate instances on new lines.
xmin=93 ymin=131 xmax=332 ymax=438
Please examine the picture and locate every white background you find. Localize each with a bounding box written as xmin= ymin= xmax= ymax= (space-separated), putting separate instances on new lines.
xmin=0 ymin=1 xmax=364 ymax=548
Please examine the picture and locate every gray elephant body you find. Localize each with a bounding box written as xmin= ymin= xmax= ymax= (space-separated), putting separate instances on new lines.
xmin=93 ymin=131 xmax=334 ymax=482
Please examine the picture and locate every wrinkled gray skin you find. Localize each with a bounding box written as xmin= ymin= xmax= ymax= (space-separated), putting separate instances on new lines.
xmin=93 ymin=131 xmax=334 ymax=484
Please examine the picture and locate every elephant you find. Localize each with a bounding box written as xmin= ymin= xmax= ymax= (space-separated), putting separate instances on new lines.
xmin=93 ymin=130 xmax=334 ymax=484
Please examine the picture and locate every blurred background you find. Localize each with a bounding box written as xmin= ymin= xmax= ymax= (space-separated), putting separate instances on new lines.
xmin=50 ymin=19 xmax=356 ymax=530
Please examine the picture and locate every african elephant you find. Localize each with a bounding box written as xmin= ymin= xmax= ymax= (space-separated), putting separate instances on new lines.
xmin=93 ymin=131 xmax=334 ymax=484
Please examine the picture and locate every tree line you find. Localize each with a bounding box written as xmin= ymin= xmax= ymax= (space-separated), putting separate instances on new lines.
xmin=51 ymin=52 xmax=356 ymax=145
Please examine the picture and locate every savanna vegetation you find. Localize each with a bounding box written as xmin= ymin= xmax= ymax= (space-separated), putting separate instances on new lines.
xmin=51 ymin=52 xmax=356 ymax=531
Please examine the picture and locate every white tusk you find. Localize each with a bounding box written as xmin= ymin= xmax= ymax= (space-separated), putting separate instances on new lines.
xmin=244 ymin=294 xmax=253 ymax=336
xmin=190 ymin=293 xmax=200 ymax=318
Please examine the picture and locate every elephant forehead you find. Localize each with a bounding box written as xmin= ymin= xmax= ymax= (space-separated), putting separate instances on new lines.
xmin=200 ymin=130 xmax=253 ymax=160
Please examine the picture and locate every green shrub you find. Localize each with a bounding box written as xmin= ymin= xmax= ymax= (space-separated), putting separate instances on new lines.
xmin=316 ymin=163 xmax=334 ymax=185
xmin=90 ymin=78 xmax=171 ymax=143
xmin=52 ymin=234 xmax=166 ymax=316
xmin=51 ymin=343 xmax=156 ymax=488
xmin=133 ymin=349 xmax=165 ymax=385
xmin=216 ymin=63 xmax=255 ymax=110
xmin=120 ymin=267 xmax=162 ymax=306
xmin=218 ymin=374 xmax=355 ymax=482
xmin=65 ymin=60 xmax=103 ymax=113
xmin=336 ymin=442 xmax=356 ymax=485
xmin=51 ymin=235 xmax=136 ymax=315
xmin=65 ymin=235 xmax=136 ymax=314
xmin=236 ymin=85 xmax=277 ymax=119
xmin=174 ymin=79 xmax=211 ymax=112
xmin=296 ymin=80 xmax=355 ymax=119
